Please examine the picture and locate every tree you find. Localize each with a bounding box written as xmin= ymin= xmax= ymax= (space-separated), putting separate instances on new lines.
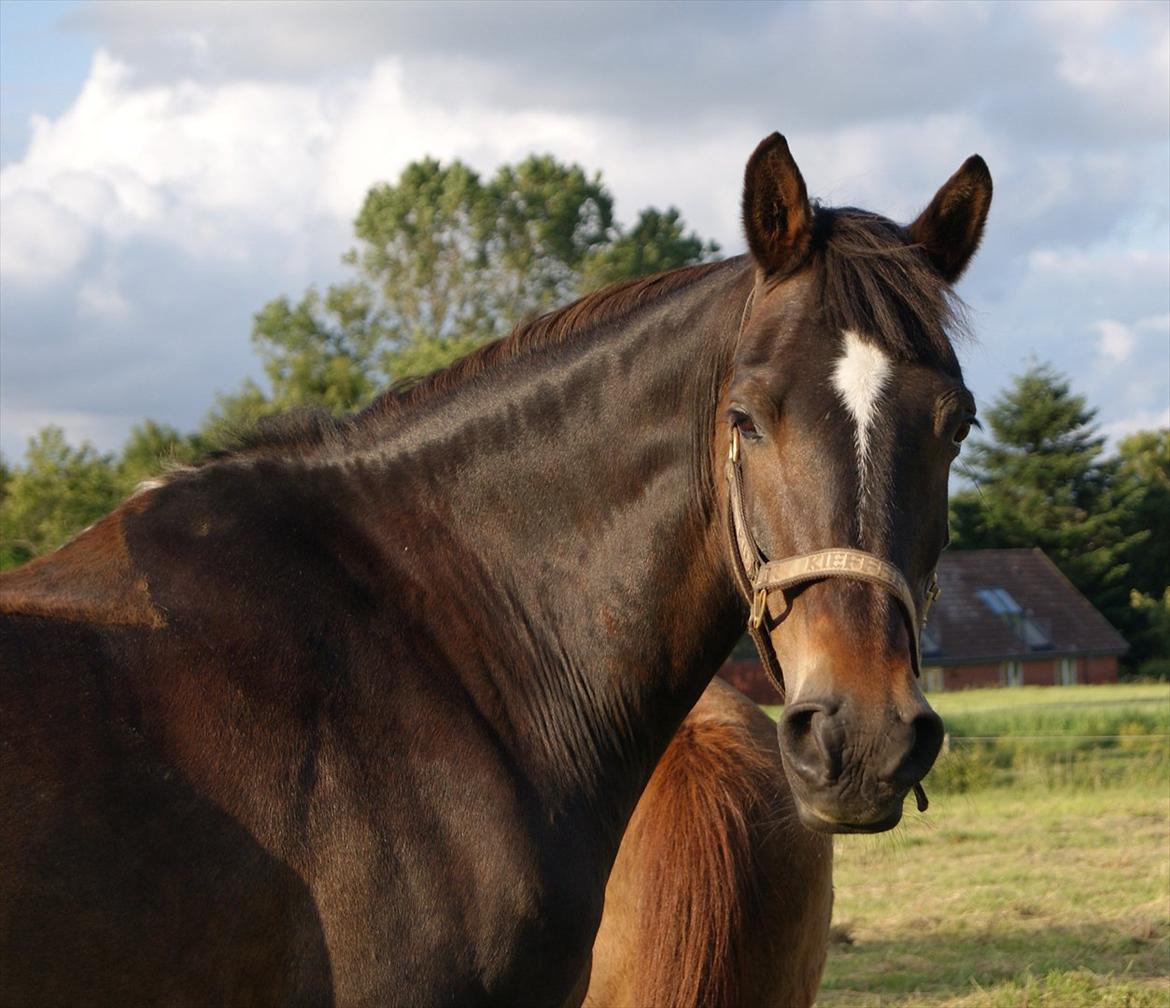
xmin=579 ymin=207 xmax=720 ymax=292
xmin=205 ymin=154 xmax=718 ymax=437
xmin=118 ymin=420 xmax=206 ymax=488
xmin=1114 ymin=428 xmax=1169 ymax=600
xmin=1113 ymin=429 xmax=1170 ymax=672
xmin=0 ymin=427 xmax=124 ymax=569
xmin=949 ymin=363 xmax=1142 ymax=629
xmin=1128 ymin=588 xmax=1170 ymax=678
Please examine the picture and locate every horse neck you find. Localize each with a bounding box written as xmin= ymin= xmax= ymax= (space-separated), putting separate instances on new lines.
xmin=370 ymin=260 xmax=751 ymax=847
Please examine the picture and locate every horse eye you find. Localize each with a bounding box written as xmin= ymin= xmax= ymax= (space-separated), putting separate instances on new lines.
xmin=729 ymin=408 xmax=761 ymax=440
xmin=952 ymin=420 xmax=972 ymax=447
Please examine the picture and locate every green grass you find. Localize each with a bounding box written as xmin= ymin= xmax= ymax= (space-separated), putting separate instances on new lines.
xmin=817 ymin=785 xmax=1170 ymax=1006
xmin=931 ymin=683 xmax=1170 ymax=738
xmin=803 ymin=684 xmax=1170 ymax=1007
xmin=928 ymin=684 xmax=1169 ymax=796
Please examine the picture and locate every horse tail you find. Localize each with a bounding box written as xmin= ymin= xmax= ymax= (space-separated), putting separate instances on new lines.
xmin=625 ymin=706 xmax=778 ymax=1008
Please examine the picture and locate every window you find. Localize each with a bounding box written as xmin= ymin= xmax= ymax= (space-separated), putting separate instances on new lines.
xmin=977 ymin=587 xmax=1022 ymax=615
xmin=923 ymin=666 xmax=945 ymax=693
xmin=977 ymin=586 xmax=1052 ymax=650
xmin=1056 ymin=657 xmax=1078 ymax=686
xmin=1001 ymin=660 xmax=1023 ymax=687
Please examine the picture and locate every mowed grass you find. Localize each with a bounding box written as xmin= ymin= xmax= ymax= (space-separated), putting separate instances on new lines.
xmin=930 ymin=682 xmax=1170 ymax=738
xmin=801 ymin=684 xmax=1170 ymax=1007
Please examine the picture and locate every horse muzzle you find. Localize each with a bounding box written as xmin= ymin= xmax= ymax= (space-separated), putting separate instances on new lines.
xmin=777 ymin=695 xmax=944 ymax=834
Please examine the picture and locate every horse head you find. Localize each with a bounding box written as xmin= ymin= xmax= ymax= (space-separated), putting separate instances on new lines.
xmin=723 ymin=134 xmax=991 ymax=833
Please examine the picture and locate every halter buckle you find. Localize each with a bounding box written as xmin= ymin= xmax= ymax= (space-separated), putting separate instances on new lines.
xmin=922 ymin=572 xmax=941 ymax=627
xmin=748 ymin=587 xmax=768 ymax=630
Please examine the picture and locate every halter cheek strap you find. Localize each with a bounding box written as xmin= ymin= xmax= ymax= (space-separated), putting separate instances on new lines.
xmin=724 ymin=426 xmax=940 ymax=702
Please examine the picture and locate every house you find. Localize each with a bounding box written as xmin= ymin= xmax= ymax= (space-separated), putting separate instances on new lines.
xmin=719 ymin=548 xmax=1127 ymax=702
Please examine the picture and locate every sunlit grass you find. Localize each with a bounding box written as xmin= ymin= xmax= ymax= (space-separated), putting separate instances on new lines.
xmin=804 ymin=683 xmax=1170 ymax=1007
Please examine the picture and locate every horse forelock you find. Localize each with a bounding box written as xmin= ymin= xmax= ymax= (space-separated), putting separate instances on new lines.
xmin=814 ymin=206 xmax=969 ymax=376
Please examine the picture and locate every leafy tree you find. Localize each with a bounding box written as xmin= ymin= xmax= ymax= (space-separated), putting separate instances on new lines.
xmin=1 ymin=156 xmax=721 ymax=568
xmin=0 ymin=427 xmax=124 ymax=569
xmin=949 ymin=363 xmax=1143 ymax=629
xmin=579 ymin=207 xmax=720 ymax=292
xmin=1111 ymin=428 xmax=1170 ymax=671
xmin=118 ymin=420 xmax=206 ymax=488
xmin=1128 ymin=588 xmax=1170 ymax=678
xmin=1114 ymin=428 xmax=1169 ymax=600
xmin=206 ymin=154 xmax=717 ymax=435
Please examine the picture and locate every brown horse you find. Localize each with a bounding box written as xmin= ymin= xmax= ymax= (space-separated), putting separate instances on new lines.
xmin=0 ymin=134 xmax=990 ymax=1005
xmin=586 ymin=677 xmax=832 ymax=1008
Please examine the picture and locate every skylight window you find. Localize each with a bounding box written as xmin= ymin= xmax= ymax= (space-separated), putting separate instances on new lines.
xmin=976 ymin=587 xmax=1022 ymax=616
xmin=976 ymin=586 xmax=1052 ymax=650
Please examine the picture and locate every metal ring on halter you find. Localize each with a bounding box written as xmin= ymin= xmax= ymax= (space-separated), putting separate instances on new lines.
xmin=748 ymin=588 xmax=767 ymax=630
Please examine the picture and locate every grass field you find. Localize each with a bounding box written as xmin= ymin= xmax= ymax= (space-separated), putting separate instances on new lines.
xmin=792 ymin=683 xmax=1170 ymax=1007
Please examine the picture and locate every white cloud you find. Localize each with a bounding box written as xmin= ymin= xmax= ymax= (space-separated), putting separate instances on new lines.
xmin=1102 ymin=406 xmax=1170 ymax=448
xmin=0 ymin=189 xmax=92 ymax=284
xmin=1095 ymin=320 xmax=1136 ymax=363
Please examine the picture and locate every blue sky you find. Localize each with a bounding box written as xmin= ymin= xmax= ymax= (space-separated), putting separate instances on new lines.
xmin=0 ymin=1 xmax=90 ymax=163
xmin=1 ymin=0 xmax=1167 ymax=462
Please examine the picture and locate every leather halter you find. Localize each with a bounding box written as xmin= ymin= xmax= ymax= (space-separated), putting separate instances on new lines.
xmin=723 ymin=293 xmax=940 ymax=702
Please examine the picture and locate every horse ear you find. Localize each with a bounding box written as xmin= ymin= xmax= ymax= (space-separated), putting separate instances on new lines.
xmin=908 ymin=155 xmax=992 ymax=283
xmin=742 ymin=133 xmax=814 ymax=276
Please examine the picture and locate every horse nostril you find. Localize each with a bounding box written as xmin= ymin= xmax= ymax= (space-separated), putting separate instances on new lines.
xmin=890 ymin=709 xmax=945 ymax=788
xmin=780 ymin=703 xmax=843 ymax=786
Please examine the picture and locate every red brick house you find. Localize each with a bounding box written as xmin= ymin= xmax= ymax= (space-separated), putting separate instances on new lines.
xmin=720 ymin=548 xmax=1127 ymax=702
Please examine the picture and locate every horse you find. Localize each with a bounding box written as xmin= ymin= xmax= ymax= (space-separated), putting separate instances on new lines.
xmin=586 ymin=676 xmax=833 ymax=1008
xmin=0 ymin=133 xmax=990 ymax=1006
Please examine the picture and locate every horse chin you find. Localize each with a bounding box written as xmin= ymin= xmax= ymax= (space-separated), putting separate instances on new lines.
xmin=793 ymin=798 xmax=905 ymax=835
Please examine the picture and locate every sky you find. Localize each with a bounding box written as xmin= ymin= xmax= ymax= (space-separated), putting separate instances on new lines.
xmin=1 ymin=0 xmax=1167 ymax=462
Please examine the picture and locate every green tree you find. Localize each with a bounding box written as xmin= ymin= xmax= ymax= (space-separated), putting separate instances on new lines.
xmin=1114 ymin=428 xmax=1169 ymax=599
xmin=1128 ymin=588 xmax=1170 ymax=678
xmin=206 ymin=154 xmax=717 ymax=438
xmin=949 ymin=363 xmax=1142 ymax=629
xmin=117 ymin=420 xmax=205 ymax=489
xmin=0 ymin=427 xmax=124 ymax=569
xmin=579 ymin=207 xmax=719 ymax=292
xmin=1112 ymin=429 xmax=1170 ymax=671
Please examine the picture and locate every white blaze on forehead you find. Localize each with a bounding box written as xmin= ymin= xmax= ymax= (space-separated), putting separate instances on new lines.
xmin=831 ymin=329 xmax=891 ymax=482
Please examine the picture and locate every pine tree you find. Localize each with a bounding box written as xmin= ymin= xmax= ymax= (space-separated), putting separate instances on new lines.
xmin=950 ymin=363 xmax=1143 ymax=629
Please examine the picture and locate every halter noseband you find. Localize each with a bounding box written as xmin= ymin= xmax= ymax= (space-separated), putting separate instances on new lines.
xmin=724 ymin=292 xmax=940 ymax=703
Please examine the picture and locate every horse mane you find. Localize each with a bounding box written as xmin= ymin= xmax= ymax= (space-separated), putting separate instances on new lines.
xmin=206 ymin=259 xmax=734 ymax=463
xmin=202 ymin=205 xmax=966 ymax=464
xmin=624 ymin=710 xmax=777 ymax=1008
xmin=382 ymin=259 xmax=732 ymax=416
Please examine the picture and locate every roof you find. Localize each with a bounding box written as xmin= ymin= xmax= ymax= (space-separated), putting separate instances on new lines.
xmin=924 ymin=548 xmax=1127 ymax=666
